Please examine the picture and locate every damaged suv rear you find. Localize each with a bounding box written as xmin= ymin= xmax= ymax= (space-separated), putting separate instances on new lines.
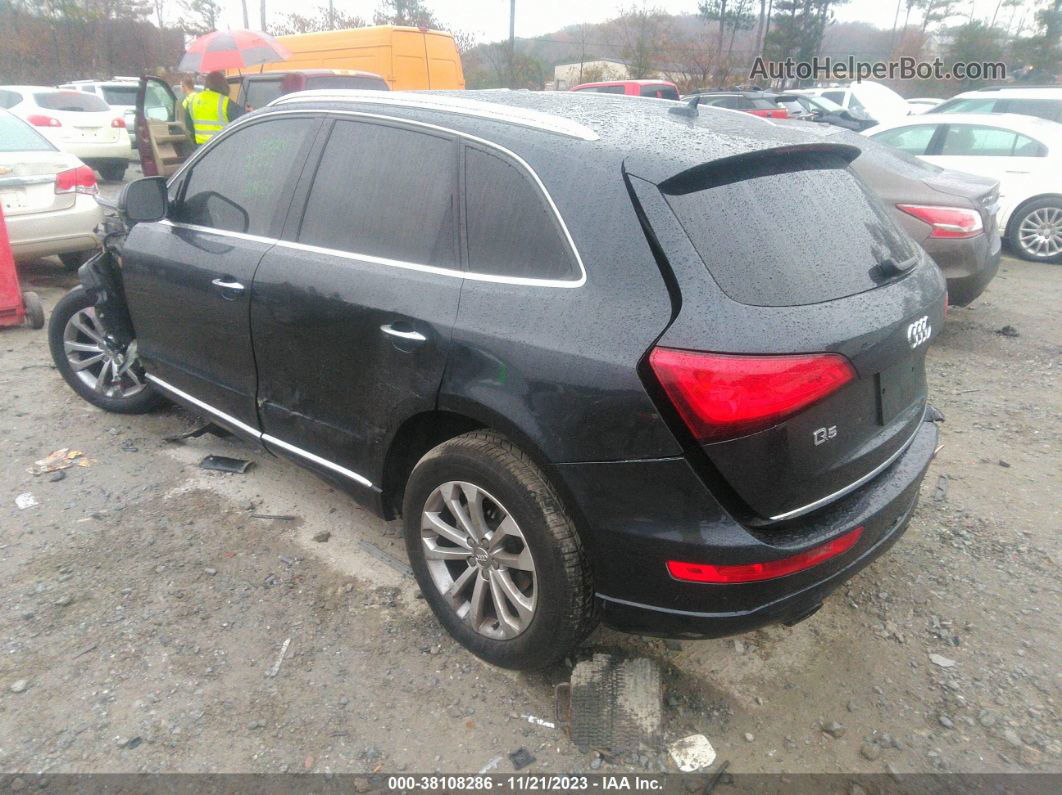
xmin=50 ymin=90 xmax=944 ymax=669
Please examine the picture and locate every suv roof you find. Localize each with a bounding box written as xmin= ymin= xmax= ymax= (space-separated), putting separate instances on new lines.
xmin=957 ymin=85 xmax=1062 ymax=94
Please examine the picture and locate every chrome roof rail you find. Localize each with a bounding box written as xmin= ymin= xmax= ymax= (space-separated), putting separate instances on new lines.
xmin=269 ymin=89 xmax=600 ymax=141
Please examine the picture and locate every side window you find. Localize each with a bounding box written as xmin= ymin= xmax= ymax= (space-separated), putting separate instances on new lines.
xmin=871 ymin=124 xmax=938 ymax=155
xmin=298 ymin=120 xmax=456 ymax=266
xmin=174 ymin=117 xmax=316 ymax=236
xmin=938 ymin=97 xmax=998 ymax=114
xmin=0 ymin=90 xmax=19 ymax=109
xmin=1002 ymin=99 xmax=1062 ymax=123
xmin=580 ymin=85 xmax=624 ymax=94
xmin=940 ymin=125 xmax=1037 ymax=156
xmin=822 ymin=91 xmax=845 ymax=104
xmin=244 ymin=78 xmax=284 ymax=110
xmin=464 ymin=145 xmax=577 ymax=281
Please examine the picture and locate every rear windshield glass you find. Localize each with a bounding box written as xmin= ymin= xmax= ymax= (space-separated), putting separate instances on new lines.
xmin=640 ymin=84 xmax=678 ymax=99
xmin=662 ymin=152 xmax=916 ymax=307
xmin=100 ymin=85 xmax=138 ymax=106
xmin=0 ymin=113 xmax=54 ymax=151
xmin=305 ymin=75 xmax=388 ymax=91
xmin=34 ymin=92 xmax=109 ymax=112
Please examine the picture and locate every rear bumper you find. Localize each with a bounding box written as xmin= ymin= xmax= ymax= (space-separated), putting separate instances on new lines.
xmin=8 ymin=195 xmax=101 ymax=261
xmin=554 ymin=418 xmax=939 ymax=638
xmin=59 ymin=140 xmax=135 ymax=162
xmin=923 ymin=231 xmax=1001 ymax=306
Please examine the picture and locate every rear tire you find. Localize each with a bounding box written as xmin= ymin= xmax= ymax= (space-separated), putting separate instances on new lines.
xmin=22 ymin=291 xmax=44 ymax=329
xmin=98 ymin=162 xmax=127 ymax=183
xmin=59 ymin=251 xmax=92 ymax=272
xmin=1008 ymin=198 xmax=1062 ymax=263
xmin=48 ymin=286 xmax=164 ymax=414
xmin=403 ymin=430 xmax=597 ymax=669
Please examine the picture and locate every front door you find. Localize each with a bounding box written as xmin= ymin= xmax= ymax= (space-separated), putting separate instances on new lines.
xmin=250 ymin=117 xmax=462 ymax=491
xmin=122 ymin=115 xmax=321 ymax=429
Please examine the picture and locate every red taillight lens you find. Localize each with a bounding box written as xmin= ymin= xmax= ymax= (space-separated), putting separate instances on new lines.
xmin=667 ymin=526 xmax=864 ymax=583
xmin=55 ymin=166 xmax=98 ymax=195
xmin=112 ymin=116 xmax=126 ymax=128
xmin=897 ymin=204 xmax=983 ymax=239
xmin=648 ymin=348 xmax=856 ymax=442
xmin=27 ymin=114 xmax=61 ymax=128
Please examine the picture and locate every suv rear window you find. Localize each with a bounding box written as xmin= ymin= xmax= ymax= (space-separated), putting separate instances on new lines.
xmin=661 ymin=151 xmax=916 ymax=307
xmin=34 ymin=92 xmax=109 ymax=112
xmin=100 ymin=85 xmax=138 ymax=106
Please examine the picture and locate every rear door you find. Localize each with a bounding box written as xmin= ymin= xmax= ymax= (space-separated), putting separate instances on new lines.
xmin=122 ymin=115 xmax=320 ymax=429
xmin=250 ymin=116 xmax=461 ymax=490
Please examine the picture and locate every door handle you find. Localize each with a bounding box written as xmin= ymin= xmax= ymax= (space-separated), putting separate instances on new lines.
xmin=380 ymin=323 xmax=426 ymax=343
xmin=211 ymin=277 xmax=245 ymax=292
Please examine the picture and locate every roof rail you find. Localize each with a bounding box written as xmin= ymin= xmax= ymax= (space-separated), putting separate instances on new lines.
xmin=270 ymin=89 xmax=600 ymax=141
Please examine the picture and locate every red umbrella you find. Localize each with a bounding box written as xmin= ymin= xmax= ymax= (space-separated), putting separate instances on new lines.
xmin=178 ymin=29 xmax=292 ymax=73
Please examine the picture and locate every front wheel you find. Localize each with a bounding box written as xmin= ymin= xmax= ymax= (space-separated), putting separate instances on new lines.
xmin=1008 ymin=198 xmax=1062 ymax=263
xmin=403 ymin=431 xmax=597 ymax=670
xmin=48 ymin=286 xmax=165 ymax=414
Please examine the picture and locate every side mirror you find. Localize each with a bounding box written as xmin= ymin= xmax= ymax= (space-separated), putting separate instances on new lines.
xmin=118 ymin=176 xmax=168 ymax=224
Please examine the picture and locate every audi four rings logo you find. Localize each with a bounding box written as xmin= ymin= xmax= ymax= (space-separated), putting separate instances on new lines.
xmin=907 ymin=316 xmax=932 ymax=349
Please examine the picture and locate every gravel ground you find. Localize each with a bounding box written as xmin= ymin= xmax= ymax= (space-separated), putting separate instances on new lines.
xmin=1 ymin=194 xmax=1058 ymax=775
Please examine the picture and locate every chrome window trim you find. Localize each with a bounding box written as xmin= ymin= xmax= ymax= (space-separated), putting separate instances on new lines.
xmin=269 ymin=89 xmax=601 ymax=142
xmin=164 ymin=108 xmax=587 ymax=288
xmin=159 ymin=218 xmax=278 ymax=246
xmin=145 ymin=374 xmax=374 ymax=489
xmin=767 ymin=405 xmax=927 ymax=522
xmin=0 ymin=174 xmax=56 ymax=187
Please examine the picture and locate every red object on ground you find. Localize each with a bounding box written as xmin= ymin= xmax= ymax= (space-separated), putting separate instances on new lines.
xmin=0 ymin=203 xmax=26 ymax=327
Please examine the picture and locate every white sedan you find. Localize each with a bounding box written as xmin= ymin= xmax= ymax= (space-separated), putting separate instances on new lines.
xmin=865 ymin=112 xmax=1062 ymax=262
xmin=0 ymin=85 xmax=134 ymax=182
xmin=0 ymin=110 xmax=102 ymax=269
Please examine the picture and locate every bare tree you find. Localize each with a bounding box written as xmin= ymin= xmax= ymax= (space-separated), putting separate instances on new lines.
xmin=613 ymin=3 xmax=670 ymax=79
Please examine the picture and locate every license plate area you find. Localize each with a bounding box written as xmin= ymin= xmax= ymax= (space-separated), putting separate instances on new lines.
xmin=0 ymin=187 xmax=28 ymax=212
xmin=877 ymin=354 xmax=926 ymax=424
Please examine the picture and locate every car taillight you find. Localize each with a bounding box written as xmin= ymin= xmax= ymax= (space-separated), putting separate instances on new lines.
xmin=897 ymin=204 xmax=983 ymax=239
xmin=27 ymin=114 xmax=61 ymax=127
xmin=112 ymin=117 xmax=126 ymax=128
xmin=55 ymin=166 xmax=98 ymax=195
xmin=667 ymin=526 xmax=864 ymax=583
xmin=648 ymin=348 xmax=856 ymax=443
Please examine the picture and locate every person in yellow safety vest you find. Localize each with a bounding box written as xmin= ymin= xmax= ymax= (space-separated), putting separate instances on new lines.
xmin=187 ymin=71 xmax=244 ymax=146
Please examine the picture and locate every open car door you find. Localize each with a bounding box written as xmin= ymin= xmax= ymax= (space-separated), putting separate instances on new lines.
xmin=135 ymin=77 xmax=193 ymax=177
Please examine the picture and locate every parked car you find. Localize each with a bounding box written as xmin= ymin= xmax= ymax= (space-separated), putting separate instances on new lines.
xmin=49 ymin=90 xmax=944 ymax=669
xmin=0 ymin=110 xmax=101 ymax=269
xmin=928 ymin=86 xmax=1062 ymax=123
xmin=56 ymin=78 xmax=139 ymax=149
xmin=866 ymin=112 xmax=1062 ymax=262
xmin=685 ymin=91 xmax=787 ymax=118
xmin=793 ymin=81 xmax=909 ymax=123
xmin=571 ymin=79 xmax=679 ymax=99
xmin=906 ymin=98 xmax=944 ymax=114
xmin=767 ymin=92 xmax=877 ymax=130
xmin=785 ymin=122 xmax=1000 ymax=304
xmin=0 ymin=86 xmax=133 ymax=182
xmin=227 ymin=69 xmax=388 ymax=111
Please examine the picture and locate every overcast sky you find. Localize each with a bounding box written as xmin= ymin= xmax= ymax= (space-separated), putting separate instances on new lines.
xmin=217 ymin=0 xmax=1013 ymax=45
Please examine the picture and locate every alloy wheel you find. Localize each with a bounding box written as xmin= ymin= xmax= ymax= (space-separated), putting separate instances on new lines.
xmin=63 ymin=307 xmax=147 ymax=399
xmin=420 ymin=481 xmax=537 ymax=639
xmin=1018 ymin=206 xmax=1062 ymax=259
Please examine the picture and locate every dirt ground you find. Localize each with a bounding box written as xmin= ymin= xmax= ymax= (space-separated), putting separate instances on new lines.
xmin=1 ymin=234 xmax=1058 ymax=776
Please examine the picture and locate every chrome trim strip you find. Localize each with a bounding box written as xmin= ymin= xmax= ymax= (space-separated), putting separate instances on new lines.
xmin=0 ymin=175 xmax=56 ymax=187
xmin=261 ymin=434 xmax=373 ymax=488
xmin=768 ymin=407 xmax=927 ymax=522
xmin=163 ymin=109 xmax=587 ymax=288
xmin=270 ymin=89 xmax=601 ymax=141
xmin=145 ymin=374 xmax=260 ymax=438
xmin=158 ymin=219 xmax=279 ymax=246
xmin=145 ymin=374 xmax=374 ymax=489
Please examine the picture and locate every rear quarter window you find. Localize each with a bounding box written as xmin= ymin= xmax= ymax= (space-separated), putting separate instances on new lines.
xmin=0 ymin=113 xmax=54 ymax=151
xmin=34 ymin=91 xmax=109 ymax=112
xmin=661 ymin=151 xmax=916 ymax=307
xmin=640 ymin=85 xmax=678 ymax=100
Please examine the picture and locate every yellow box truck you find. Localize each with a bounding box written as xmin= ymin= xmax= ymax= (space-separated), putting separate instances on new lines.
xmin=246 ymin=25 xmax=465 ymax=91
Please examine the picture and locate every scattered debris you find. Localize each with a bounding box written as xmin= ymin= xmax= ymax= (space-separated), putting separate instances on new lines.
xmin=204 ymin=567 xmax=218 ymax=576
xmin=125 ymin=736 xmax=143 ymax=750
xmin=998 ymin=459 xmax=1011 ymax=468
xmin=933 ymin=474 xmax=948 ymax=501
xmin=508 ymin=747 xmax=535 ymax=770
xmin=357 ymin=539 xmax=413 ymax=577
xmin=267 ymin=637 xmax=291 ymax=678
xmin=251 ymin=514 xmax=297 ymax=521
xmin=27 ymin=448 xmax=95 ymax=475
xmin=668 ymin=733 xmax=716 ymax=772
xmin=9 ymin=679 xmax=28 ymax=694
xmin=15 ymin=493 xmax=38 ymax=510
xmin=163 ymin=423 xmax=230 ymax=443
xmin=477 ymin=755 xmax=503 ymax=774
xmin=312 ymin=531 xmax=332 ymax=543
xmin=929 ymin=653 xmax=957 ymax=668
xmin=72 ymin=644 xmax=97 ymax=659
xmin=564 ymin=654 xmax=663 ymax=752
xmin=705 ymin=759 xmax=730 ymax=793
xmin=822 ymin=721 xmax=846 ymax=738
xmin=860 ymin=741 xmax=882 ymax=761
xmin=199 ymin=455 xmax=253 ymax=474
xmin=48 ymin=470 xmax=66 ymax=482
xmin=743 ymin=732 xmax=755 ymax=743
xmin=996 ymin=325 xmax=1020 ymax=338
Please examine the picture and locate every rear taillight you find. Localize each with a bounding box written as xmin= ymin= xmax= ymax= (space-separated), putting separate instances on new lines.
xmin=648 ymin=348 xmax=856 ymax=443
xmin=112 ymin=117 xmax=126 ymax=128
xmin=27 ymin=114 xmax=61 ymax=128
xmin=667 ymin=526 xmax=864 ymax=583
xmin=897 ymin=204 xmax=983 ymax=239
xmin=55 ymin=166 xmax=98 ymax=195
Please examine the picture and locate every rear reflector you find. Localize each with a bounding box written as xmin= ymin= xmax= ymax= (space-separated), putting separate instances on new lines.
xmin=897 ymin=204 xmax=983 ymax=239
xmin=27 ymin=114 xmax=61 ymax=128
xmin=667 ymin=526 xmax=864 ymax=583
xmin=648 ymin=348 xmax=856 ymax=442
xmin=55 ymin=166 xmax=98 ymax=195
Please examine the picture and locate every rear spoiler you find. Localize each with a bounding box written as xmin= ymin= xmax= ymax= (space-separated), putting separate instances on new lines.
xmin=657 ymin=143 xmax=862 ymax=195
